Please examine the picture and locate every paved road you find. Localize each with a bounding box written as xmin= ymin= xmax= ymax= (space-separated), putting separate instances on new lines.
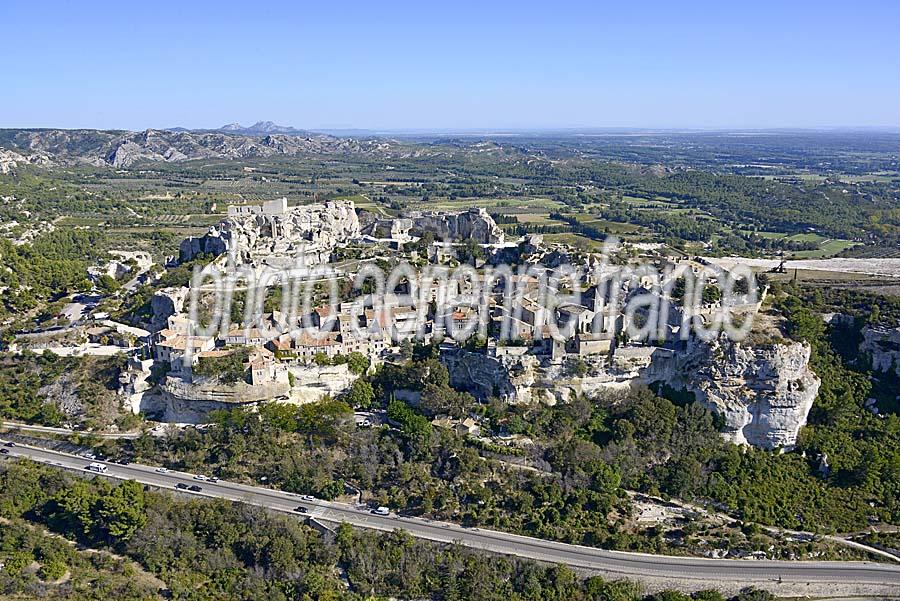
xmin=1 ymin=421 xmax=140 ymax=439
xmin=3 ymin=441 xmax=900 ymax=595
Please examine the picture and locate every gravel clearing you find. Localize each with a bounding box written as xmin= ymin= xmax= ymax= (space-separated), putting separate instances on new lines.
xmin=705 ymin=257 xmax=900 ymax=278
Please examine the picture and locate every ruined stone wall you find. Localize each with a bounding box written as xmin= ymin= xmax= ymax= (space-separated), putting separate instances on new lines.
xmin=409 ymin=208 xmax=504 ymax=244
xmin=179 ymin=200 xmax=360 ymax=264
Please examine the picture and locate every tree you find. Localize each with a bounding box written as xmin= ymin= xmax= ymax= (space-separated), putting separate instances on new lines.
xmin=96 ymin=274 xmax=120 ymax=295
xmin=388 ymin=398 xmax=433 ymax=449
xmin=258 ymin=402 xmax=300 ymax=432
xmin=344 ymin=379 xmax=375 ymax=409
xmin=346 ymin=352 xmax=370 ymax=375
xmin=97 ymin=480 xmax=147 ymax=541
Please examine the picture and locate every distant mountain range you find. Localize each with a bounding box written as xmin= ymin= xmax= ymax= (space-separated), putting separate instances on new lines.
xmin=0 ymin=127 xmax=395 ymax=168
xmin=0 ymin=123 xmax=538 ymax=171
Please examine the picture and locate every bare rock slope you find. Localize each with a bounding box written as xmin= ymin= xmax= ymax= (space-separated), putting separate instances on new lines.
xmin=663 ymin=339 xmax=820 ymax=450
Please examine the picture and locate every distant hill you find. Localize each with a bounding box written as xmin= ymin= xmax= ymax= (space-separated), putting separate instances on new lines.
xmin=0 ymin=127 xmax=392 ymax=168
xmin=211 ymin=121 xmax=311 ymax=136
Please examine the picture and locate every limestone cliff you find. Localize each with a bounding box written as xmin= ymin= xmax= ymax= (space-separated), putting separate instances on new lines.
xmin=443 ymin=348 xmax=540 ymax=404
xmin=659 ymin=339 xmax=820 ymax=450
xmin=150 ymin=287 xmax=188 ymax=331
xmin=860 ymin=325 xmax=900 ymax=377
xmin=442 ymin=338 xmax=820 ymax=450
xmin=408 ymin=208 xmax=504 ymax=244
xmin=180 ymin=200 xmax=360 ymax=265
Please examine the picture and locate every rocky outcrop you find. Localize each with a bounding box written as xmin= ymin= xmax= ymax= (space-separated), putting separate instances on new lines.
xmin=408 ymin=208 xmax=504 ymax=244
xmin=659 ymin=339 xmax=820 ymax=450
xmin=861 ymin=325 xmax=900 ymax=377
xmin=442 ymin=336 xmax=819 ymax=449
xmin=287 ymin=363 xmax=357 ymax=404
xmin=118 ymin=357 xmax=155 ymax=414
xmin=179 ymin=200 xmax=360 ymax=265
xmin=443 ymin=348 xmax=540 ymax=404
xmin=178 ymin=232 xmax=227 ymax=263
xmin=0 ymin=148 xmax=51 ymax=173
xmin=150 ymin=287 xmax=188 ymax=331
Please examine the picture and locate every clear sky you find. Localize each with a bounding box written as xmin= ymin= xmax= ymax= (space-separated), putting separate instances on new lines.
xmin=3 ymin=0 xmax=899 ymax=131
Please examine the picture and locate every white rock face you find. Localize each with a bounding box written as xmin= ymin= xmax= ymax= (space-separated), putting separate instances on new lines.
xmin=118 ymin=357 xmax=155 ymax=414
xmin=443 ymin=349 xmax=540 ymax=403
xmin=662 ymin=339 xmax=820 ymax=450
xmin=408 ymin=208 xmax=504 ymax=244
xmin=861 ymin=325 xmax=900 ymax=377
xmin=150 ymin=287 xmax=188 ymax=331
xmin=180 ymin=200 xmax=360 ymax=266
xmin=0 ymin=148 xmax=51 ymax=173
xmin=287 ymin=363 xmax=357 ymax=404
xmin=443 ymin=338 xmax=820 ymax=450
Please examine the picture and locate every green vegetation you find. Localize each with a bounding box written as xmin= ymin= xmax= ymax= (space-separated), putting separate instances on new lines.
xmin=0 ymin=230 xmax=105 ymax=316
xmin=0 ymin=460 xmax=769 ymax=601
xmin=0 ymin=517 xmax=161 ymax=599
xmin=193 ymin=347 xmax=250 ymax=384
xmin=105 ymin=332 xmax=892 ymax=557
xmin=0 ymin=352 xmax=128 ymax=429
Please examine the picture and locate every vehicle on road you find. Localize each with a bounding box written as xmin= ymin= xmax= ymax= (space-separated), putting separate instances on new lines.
xmin=188 ymin=484 xmax=202 ymax=492
xmin=155 ymin=467 xmax=169 ymax=473
xmin=301 ymin=494 xmax=316 ymax=501
xmin=0 ymin=449 xmax=9 ymax=455
xmin=193 ymin=474 xmax=207 ymax=481
xmin=4 ymin=441 xmax=16 ymax=447
xmin=372 ymin=506 xmax=390 ymax=516
xmin=209 ymin=476 xmax=219 ymax=483
xmin=84 ymin=462 xmax=108 ymax=473
xmin=175 ymin=483 xmax=189 ymax=489
xmin=294 ymin=506 xmax=308 ymax=513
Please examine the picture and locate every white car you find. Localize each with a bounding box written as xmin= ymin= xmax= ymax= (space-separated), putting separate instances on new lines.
xmin=372 ymin=506 xmax=390 ymax=516
xmin=155 ymin=467 xmax=170 ymax=473
xmin=193 ymin=474 xmax=207 ymax=481
xmin=301 ymin=494 xmax=316 ymax=501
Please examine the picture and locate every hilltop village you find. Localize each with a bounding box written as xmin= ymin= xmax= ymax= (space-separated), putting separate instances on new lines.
xmin=52 ymin=197 xmax=817 ymax=451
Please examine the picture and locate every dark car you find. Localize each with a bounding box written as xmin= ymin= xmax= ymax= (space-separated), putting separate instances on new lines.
xmin=0 ymin=448 xmax=9 ymax=455
xmin=4 ymin=442 xmax=15 ymax=447
xmin=175 ymin=483 xmax=189 ymax=490
xmin=188 ymin=485 xmax=202 ymax=492
xmin=294 ymin=506 xmax=308 ymax=513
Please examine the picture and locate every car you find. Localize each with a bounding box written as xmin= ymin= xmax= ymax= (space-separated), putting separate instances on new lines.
xmin=193 ymin=474 xmax=207 ymax=481
xmin=175 ymin=483 xmax=189 ymax=489
xmin=188 ymin=485 xmax=202 ymax=492
xmin=0 ymin=449 xmax=9 ymax=455
xmin=294 ymin=506 xmax=308 ymax=513
xmin=84 ymin=463 xmax=108 ymax=473
xmin=208 ymin=477 xmax=219 ymax=483
xmin=155 ymin=467 xmax=170 ymax=473
xmin=4 ymin=441 xmax=16 ymax=447
xmin=372 ymin=506 xmax=391 ymax=516
xmin=300 ymin=494 xmax=316 ymax=501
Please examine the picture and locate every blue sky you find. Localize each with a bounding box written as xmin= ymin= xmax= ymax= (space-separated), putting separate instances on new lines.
xmin=3 ymin=0 xmax=899 ymax=130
